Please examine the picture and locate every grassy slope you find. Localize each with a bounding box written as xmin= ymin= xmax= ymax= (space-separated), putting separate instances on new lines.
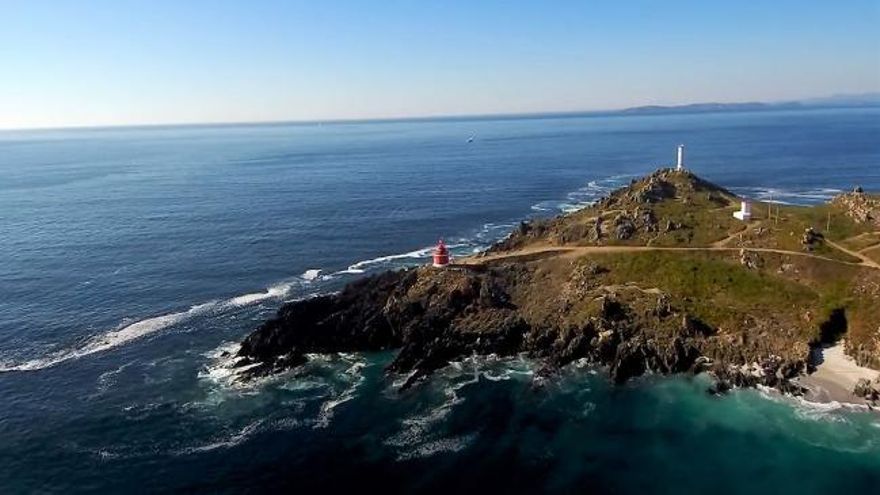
xmin=489 ymin=169 xmax=880 ymax=368
xmin=498 ymin=170 xmax=872 ymax=261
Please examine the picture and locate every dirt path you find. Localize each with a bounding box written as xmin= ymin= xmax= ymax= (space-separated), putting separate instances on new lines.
xmin=837 ymin=232 xmax=880 ymax=253
xmin=825 ymin=238 xmax=880 ymax=269
xmin=864 ymin=244 xmax=880 ymax=255
xmin=711 ymin=220 xmax=764 ymax=248
xmin=463 ymin=242 xmax=880 ymax=269
xmin=860 ymin=243 xmax=880 ymax=254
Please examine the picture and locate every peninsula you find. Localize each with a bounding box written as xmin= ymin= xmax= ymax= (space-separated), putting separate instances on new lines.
xmin=234 ymin=168 xmax=880 ymax=404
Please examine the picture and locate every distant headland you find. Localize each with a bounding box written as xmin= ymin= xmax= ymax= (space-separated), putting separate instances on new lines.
xmin=6 ymin=92 xmax=879 ymax=133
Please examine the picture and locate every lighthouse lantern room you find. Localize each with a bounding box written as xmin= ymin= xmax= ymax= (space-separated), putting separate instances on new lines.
xmin=432 ymin=239 xmax=451 ymax=267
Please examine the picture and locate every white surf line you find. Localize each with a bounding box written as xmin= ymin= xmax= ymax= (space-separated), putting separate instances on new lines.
xmin=334 ymin=243 xmax=469 ymax=275
xmin=0 ymin=281 xmax=306 ymax=373
xmin=730 ymin=186 xmax=844 ymax=206
xmin=531 ymin=174 xmax=636 ymax=214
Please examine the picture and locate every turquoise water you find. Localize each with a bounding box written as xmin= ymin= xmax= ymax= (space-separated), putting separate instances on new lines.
xmin=1 ymin=107 xmax=879 ymax=493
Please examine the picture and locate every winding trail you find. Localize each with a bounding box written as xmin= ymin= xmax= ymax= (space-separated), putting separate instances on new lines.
xmin=824 ymin=239 xmax=880 ymax=269
xmin=464 ymin=242 xmax=880 ymax=270
xmin=839 ymin=232 xmax=880 ymax=253
xmin=711 ymin=221 xmax=765 ymax=248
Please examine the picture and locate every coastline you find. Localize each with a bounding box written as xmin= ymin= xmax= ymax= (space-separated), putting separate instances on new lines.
xmin=235 ymin=168 xmax=880 ymax=403
xmin=797 ymin=341 xmax=880 ymax=407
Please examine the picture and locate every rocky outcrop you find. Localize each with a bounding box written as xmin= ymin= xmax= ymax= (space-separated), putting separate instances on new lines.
xmin=236 ymin=259 xmax=813 ymax=394
xmin=709 ymin=356 xmax=807 ymax=396
xmin=832 ymin=190 xmax=880 ymax=227
xmin=596 ymin=168 xmax=735 ymax=210
xmin=488 ymin=168 xmax=737 ymax=252
xmin=237 ymin=269 xmax=418 ymax=376
xmin=801 ymin=227 xmax=823 ymax=251
xmin=854 ymin=377 xmax=880 ymax=405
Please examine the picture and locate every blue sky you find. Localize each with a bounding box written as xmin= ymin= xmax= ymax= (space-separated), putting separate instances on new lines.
xmin=1 ymin=0 xmax=878 ymax=129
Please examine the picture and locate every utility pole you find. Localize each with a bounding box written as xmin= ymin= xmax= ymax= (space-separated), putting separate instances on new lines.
xmin=827 ymin=211 xmax=831 ymax=233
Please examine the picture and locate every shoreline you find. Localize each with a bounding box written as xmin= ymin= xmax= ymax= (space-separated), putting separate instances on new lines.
xmin=796 ymin=341 xmax=879 ymax=407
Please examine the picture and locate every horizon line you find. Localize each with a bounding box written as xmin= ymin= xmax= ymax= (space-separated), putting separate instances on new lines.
xmin=2 ymin=92 xmax=879 ymax=133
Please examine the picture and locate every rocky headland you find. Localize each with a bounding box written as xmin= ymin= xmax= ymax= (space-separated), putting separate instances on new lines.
xmin=235 ymin=169 xmax=880 ymax=402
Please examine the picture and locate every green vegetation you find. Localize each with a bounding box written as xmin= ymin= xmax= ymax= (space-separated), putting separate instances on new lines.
xmin=583 ymin=251 xmax=817 ymax=332
xmin=485 ymin=168 xmax=880 ymax=368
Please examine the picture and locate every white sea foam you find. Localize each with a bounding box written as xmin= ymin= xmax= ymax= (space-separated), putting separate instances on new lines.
xmin=335 ymin=246 xmax=436 ymax=275
xmin=337 ymin=241 xmax=476 ymax=276
xmin=177 ymin=420 xmax=266 ymax=455
xmin=730 ymin=186 xmax=843 ymax=206
xmin=198 ymin=353 xmax=258 ymax=389
xmin=0 ymin=280 xmax=301 ymax=373
xmin=384 ymin=391 xmax=465 ymax=456
xmin=301 ymin=269 xmax=322 ymax=281
xmin=226 ymin=285 xmax=285 ymax=307
xmin=313 ymin=356 xmax=367 ymax=429
xmin=93 ymin=360 xmax=138 ymax=395
xmin=754 ymin=384 xmax=870 ymax=423
xmin=394 ymin=434 xmax=477 ymax=461
xmin=385 ymin=354 xmax=536 ymax=460
xmin=530 ymin=174 xmax=635 ymax=214
xmin=0 ymin=302 xmax=218 ymax=372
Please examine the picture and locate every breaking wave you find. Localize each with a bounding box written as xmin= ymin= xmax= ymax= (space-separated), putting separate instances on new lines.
xmin=730 ymin=186 xmax=844 ymax=206
xmin=531 ymin=174 xmax=636 ymax=213
xmin=0 ymin=282 xmax=302 ymax=373
xmin=301 ymin=269 xmax=322 ymax=281
xmin=197 ymin=342 xmax=370 ymax=431
xmin=334 ymin=244 xmax=465 ymax=275
xmin=384 ymin=354 xmax=536 ymax=460
xmin=335 ymin=246 xmax=437 ymax=275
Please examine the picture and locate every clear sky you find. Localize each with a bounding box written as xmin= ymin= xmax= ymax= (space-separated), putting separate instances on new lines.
xmin=1 ymin=0 xmax=879 ymax=129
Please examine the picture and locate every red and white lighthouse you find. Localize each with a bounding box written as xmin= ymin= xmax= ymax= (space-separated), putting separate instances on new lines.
xmin=432 ymin=239 xmax=451 ymax=267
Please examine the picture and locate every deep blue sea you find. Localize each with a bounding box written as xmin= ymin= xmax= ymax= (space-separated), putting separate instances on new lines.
xmin=2 ymin=107 xmax=880 ymax=493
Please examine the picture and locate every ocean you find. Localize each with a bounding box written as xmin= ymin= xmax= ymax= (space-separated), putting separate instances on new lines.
xmin=1 ymin=107 xmax=879 ymax=493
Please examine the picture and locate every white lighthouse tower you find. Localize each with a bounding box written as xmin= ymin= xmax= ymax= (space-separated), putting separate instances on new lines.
xmin=733 ymin=200 xmax=752 ymax=221
xmin=676 ymin=144 xmax=685 ymax=171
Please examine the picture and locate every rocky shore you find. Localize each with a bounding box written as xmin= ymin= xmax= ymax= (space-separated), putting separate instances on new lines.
xmin=235 ymin=169 xmax=880 ymax=400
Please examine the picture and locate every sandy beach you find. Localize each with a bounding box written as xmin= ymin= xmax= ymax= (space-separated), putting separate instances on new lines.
xmin=797 ymin=341 xmax=880 ymax=406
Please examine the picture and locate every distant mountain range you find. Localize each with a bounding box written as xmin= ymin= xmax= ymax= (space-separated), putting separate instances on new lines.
xmin=619 ymin=93 xmax=880 ymax=115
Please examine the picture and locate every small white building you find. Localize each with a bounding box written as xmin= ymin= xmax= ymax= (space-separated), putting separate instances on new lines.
xmin=733 ymin=200 xmax=752 ymax=221
xmin=676 ymin=144 xmax=685 ymax=171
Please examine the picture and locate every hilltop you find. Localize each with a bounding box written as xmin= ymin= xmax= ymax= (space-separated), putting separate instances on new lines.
xmin=234 ymin=169 xmax=880 ymax=403
xmin=489 ymin=168 xmax=742 ymax=251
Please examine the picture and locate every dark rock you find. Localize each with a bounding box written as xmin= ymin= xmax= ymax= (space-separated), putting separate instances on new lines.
xmin=614 ymin=214 xmax=636 ymax=240
xmin=801 ymin=227 xmax=823 ymax=251
xmin=854 ymin=377 xmax=880 ymax=401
